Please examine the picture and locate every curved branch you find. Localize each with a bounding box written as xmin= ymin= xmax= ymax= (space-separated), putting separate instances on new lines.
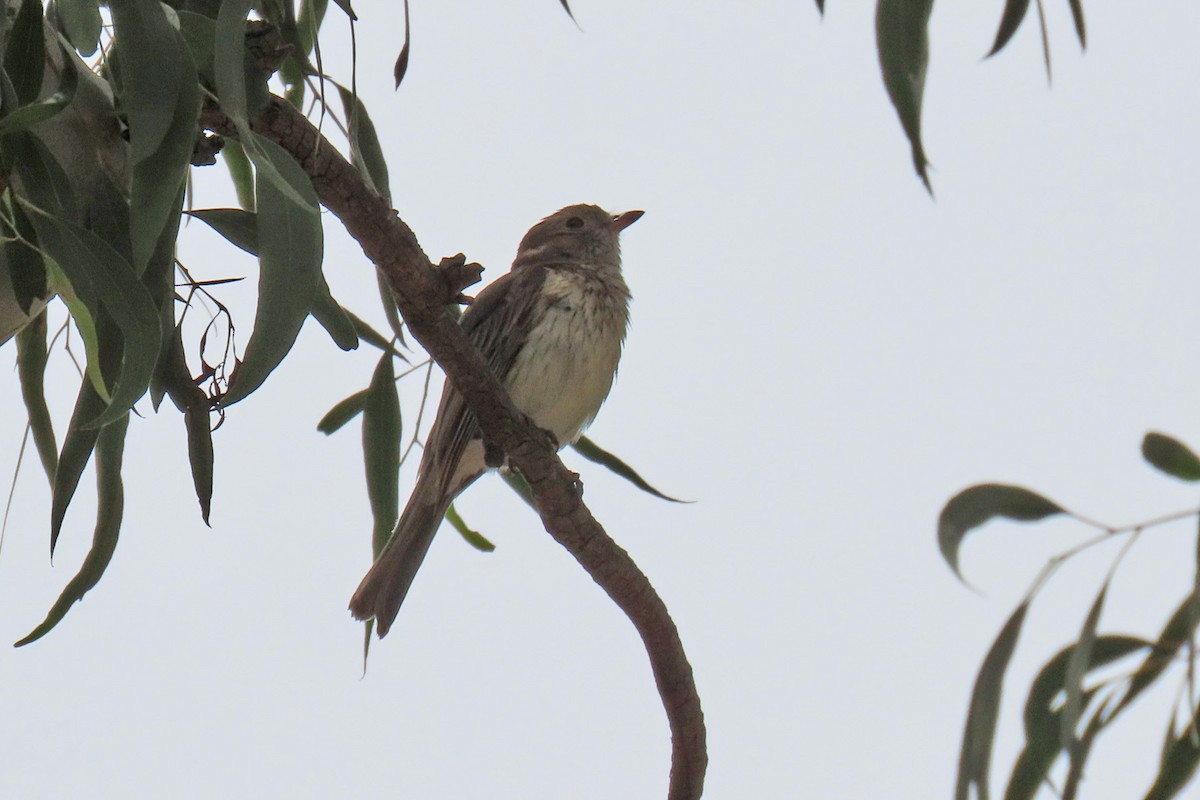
xmin=201 ymin=97 xmax=707 ymax=799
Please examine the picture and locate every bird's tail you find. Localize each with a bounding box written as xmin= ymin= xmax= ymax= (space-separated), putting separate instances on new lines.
xmin=348 ymin=484 xmax=450 ymax=638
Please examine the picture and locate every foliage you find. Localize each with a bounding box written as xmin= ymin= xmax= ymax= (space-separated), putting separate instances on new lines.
xmin=942 ymin=432 xmax=1200 ymax=800
xmin=0 ymin=0 xmax=676 ymax=645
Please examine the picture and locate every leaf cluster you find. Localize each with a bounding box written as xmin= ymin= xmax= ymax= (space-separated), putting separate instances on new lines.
xmin=942 ymin=433 xmax=1200 ymax=800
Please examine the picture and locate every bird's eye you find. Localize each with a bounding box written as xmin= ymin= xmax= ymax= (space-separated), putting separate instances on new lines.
xmin=565 ymin=216 xmax=584 ymax=229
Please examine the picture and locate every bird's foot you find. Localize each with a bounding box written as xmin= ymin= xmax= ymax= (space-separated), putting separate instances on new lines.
xmin=437 ymin=253 xmax=484 ymax=305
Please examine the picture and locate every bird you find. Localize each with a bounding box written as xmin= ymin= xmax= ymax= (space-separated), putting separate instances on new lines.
xmin=350 ymin=203 xmax=643 ymax=637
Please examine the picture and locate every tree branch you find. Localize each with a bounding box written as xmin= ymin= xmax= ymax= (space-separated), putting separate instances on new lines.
xmin=201 ymin=97 xmax=707 ymax=800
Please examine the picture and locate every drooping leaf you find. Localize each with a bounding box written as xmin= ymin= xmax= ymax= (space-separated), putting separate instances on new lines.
xmin=219 ymin=134 xmax=323 ymax=405
xmin=362 ymin=351 xmax=401 ymax=555
xmin=335 ymin=82 xmax=391 ymax=202
xmin=1142 ymin=432 xmax=1200 ymax=482
xmin=329 ymin=0 xmax=356 ymax=20
xmin=317 ymin=388 xmax=369 ymax=435
xmin=54 ymin=0 xmax=103 ymax=57
xmin=5 ymin=0 xmax=46 ymax=106
xmin=1006 ymin=636 xmax=1148 ymax=800
xmin=295 ymin=0 xmax=330 ymax=55
xmin=446 ymin=504 xmax=494 ymax=552
xmin=1112 ymin=590 xmax=1200 ymax=719
xmin=157 ymin=325 xmax=214 ymax=524
xmin=557 ymin=0 xmax=575 ymax=21
xmin=213 ymin=0 xmax=307 ymax=208
xmin=109 ymin=0 xmax=183 ymax=166
xmin=187 ymin=207 xmax=259 ymax=254
xmin=48 ymin=375 xmax=106 ymax=554
xmin=814 ymin=0 xmax=825 ymax=15
xmin=875 ymin=0 xmax=935 ymax=192
xmin=571 ymin=436 xmax=687 ymax=503
xmin=987 ymin=0 xmax=1030 ymax=57
xmin=1 ymin=199 xmax=48 ymax=313
xmin=16 ymin=413 xmax=130 ymax=646
xmin=177 ymin=10 xmax=216 ymax=88
xmin=1145 ymin=698 xmax=1200 ymax=800
xmin=938 ymin=484 xmax=1064 ymax=581
xmin=20 ymin=199 xmax=162 ymax=428
xmin=0 ymin=55 xmax=78 ymax=136
xmin=219 ymin=141 xmax=255 ymax=211
xmin=311 ymin=277 xmax=359 ymax=351
xmin=1061 ymin=583 xmax=1107 ymax=758
xmin=183 ymin=400 xmax=214 ymax=525
xmin=391 ymin=0 xmax=410 ymax=88
xmin=957 ymin=602 xmax=1029 ymax=800
xmin=128 ymin=30 xmax=199 ymax=272
xmin=15 ymin=311 xmax=58 ymax=481
xmin=1066 ymin=0 xmax=1086 ymax=49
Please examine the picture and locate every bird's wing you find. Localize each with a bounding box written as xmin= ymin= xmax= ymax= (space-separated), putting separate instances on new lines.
xmin=424 ymin=265 xmax=548 ymax=492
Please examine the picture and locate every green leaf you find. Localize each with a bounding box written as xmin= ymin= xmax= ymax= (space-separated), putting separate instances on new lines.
xmin=571 ymin=436 xmax=687 ymax=503
xmin=220 ymin=134 xmax=323 ymax=405
xmin=1005 ymin=636 xmax=1148 ymax=800
xmin=1112 ymin=590 xmax=1200 ymax=719
xmin=17 ymin=412 xmax=130 ymax=646
xmin=446 ymin=504 xmax=494 ymax=552
xmin=222 ymin=141 xmax=255 ymax=211
xmin=317 ymin=388 xmax=369 ymax=435
xmin=938 ymin=484 xmax=1065 ymax=581
xmin=329 ymin=0 xmax=357 ymax=21
xmin=15 ymin=311 xmax=58 ymax=481
xmin=956 ymin=602 xmax=1029 ymax=800
xmin=128 ymin=30 xmax=199 ymax=272
xmin=43 ymin=254 xmax=107 ymax=399
xmin=875 ymin=0 xmax=935 ymax=192
xmin=21 ymin=199 xmax=162 ymax=428
xmin=295 ymin=0 xmax=330 ymax=55
xmin=213 ymin=0 xmax=308 ymax=208
xmin=177 ymin=10 xmax=216 ymax=89
xmin=392 ymin=0 xmax=410 ymax=89
xmin=335 ymin=83 xmax=391 ymax=203
xmin=157 ymin=324 xmax=215 ymax=523
xmin=1061 ymin=584 xmax=1107 ymax=758
xmin=5 ymin=0 xmax=46 ymax=106
xmin=48 ymin=376 xmax=106 ymax=554
xmin=1142 ymin=432 xmax=1200 ymax=482
xmin=109 ymin=0 xmax=184 ymax=166
xmin=987 ymin=0 xmax=1030 ymax=57
xmin=187 ymin=207 xmax=259 ymax=254
xmin=1 ymin=198 xmax=48 ymax=313
xmin=1066 ymin=0 xmax=1086 ymax=49
xmin=1145 ymin=699 xmax=1200 ymax=800
xmin=183 ymin=400 xmax=214 ymax=525
xmin=362 ymin=351 xmax=401 ymax=555
xmin=311 ymin=278 xmax=359 ymax=351
xmin=55 ymin=0 xmax=103 ymax=57
xmin=814 ymin=0 xmax=825 ymax=14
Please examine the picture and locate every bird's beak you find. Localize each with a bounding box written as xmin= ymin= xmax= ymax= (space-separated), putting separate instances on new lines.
xmin=611 ymin=210 xmax=644 ymax=232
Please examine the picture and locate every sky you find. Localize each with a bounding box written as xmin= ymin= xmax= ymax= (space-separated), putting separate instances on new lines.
xmin=2 ymin=2 xmax=1200 ymax=798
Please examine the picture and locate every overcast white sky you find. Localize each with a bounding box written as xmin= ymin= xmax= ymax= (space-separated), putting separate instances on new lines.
xmin=2 ymin=2 xmax=1199 ymax=798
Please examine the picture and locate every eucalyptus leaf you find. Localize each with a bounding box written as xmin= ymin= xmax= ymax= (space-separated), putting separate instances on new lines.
xmin=15 ymin=311 xmax=58 ymax=481
xmin=219 ymin=134 xmax=322 ymax=405
xmin=571 ymin=436 xmax=687 ymax=503
xmin=956 ymin=602 xmax=1028 ymax=800
xmin=55 ymin=0 xmax=103 ymax=56
xmin=17 ymin=413 xmax=129 ymax=646
xmin=875 ymin=0 xmax=935 ymax=192
xmin=363 ymin=351 xmax=401 ymax=555
xmin=938 ymin=484 xmax=1064 ymax=582
xmin=987 ymin=0 xmax=1030 ymax=57
xmin=109 ymin=0 xmax=183 ymax=166
xmin=317 ymin=388 xmax=369 ymax=435
xmin=446 ymin=504 xmax=494 ymax=552
xmin=1142 ymin=432 xmax=1200 ymax=482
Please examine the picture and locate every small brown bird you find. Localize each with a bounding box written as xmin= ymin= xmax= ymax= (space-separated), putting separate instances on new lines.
xmin=350 ymin=204 xmax=643 ymax=637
